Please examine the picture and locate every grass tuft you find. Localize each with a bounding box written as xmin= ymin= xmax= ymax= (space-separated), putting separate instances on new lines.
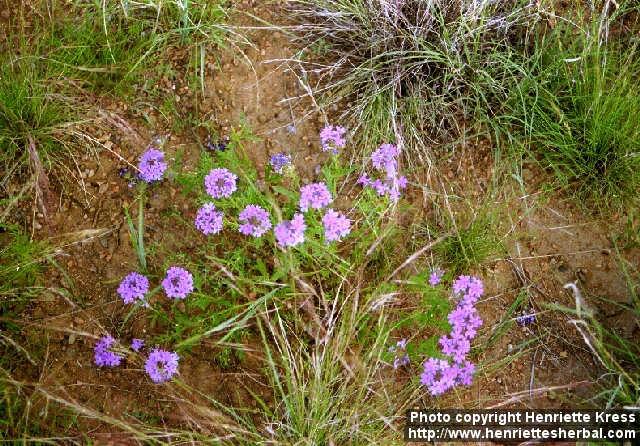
xmin=288 ymin=0 xmax=543 ymax=161
xmin=508 ymin=15 xmax=640 ymax=211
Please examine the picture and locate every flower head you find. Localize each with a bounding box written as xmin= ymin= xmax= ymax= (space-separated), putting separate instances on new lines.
xmin=453 ymin=275 xmax=484 ymax=305
xmin=138 ymin=148 xmax=168 ymax=183
xmin=131 ymin=338 xmax=145 ymax=352
xmin=145 ymin=349 xmax=179 ymax=383
xmin=238 ymin=205 xmax=272 ymax=237
xmin=448 ymin=305 xmax=483 ymax=340
xmin=319 ymin=125 xmax=347 ymax=154
xmin=274 ymin=213 xmax=306 ymax=248
xmin=94 ymin=335 xmax=123 ymax=367
xmin=299 ymin=182 xmax=333 ymax=212
xmin=269 ymin=153 xmax=292 ymax=174
xmin=371 ymin=143 xmax=400 ymax=175
xmin=162 ymin=266 xmax=194 ymax=299
xmin=429 ymin=268 xmax=444 ymax=286
xmin=117 ymin=272 xmax=149 ymax=305
xmin=420 ymin=358 xmax=458 ymax=396
xmin=322 ymin=209 xmax=351 ymax=242
xmin=195 ymin=203 xmax=224 ymax=235
xmin=204 ymin=168 xmax=237 ymax=199
xmin=439 ymin=333 xmax=471 ymax=363
xmin=454 ymin=360 xmax=476 ymax=386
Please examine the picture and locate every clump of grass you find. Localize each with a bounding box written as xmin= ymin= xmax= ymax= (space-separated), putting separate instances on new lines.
xmin=508 ymin=17 xmax=640 ymax=211
xmin=0 ymin=58 xmax=70 ymax=176
xmin=43 ymin=0 xmax=230 ymax=95
xmin=431 ymin=209 xmax=502 ymax=275
xmin=288 ymin=0 xmax=544 ymax=162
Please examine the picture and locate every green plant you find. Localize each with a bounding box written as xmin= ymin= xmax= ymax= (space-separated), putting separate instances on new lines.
xmin=434 ymin=208 xmax=502 ymax=274
xmin=507 ymin=16 xmax=640 ymax=211
xmin=0 ymin=57 xmax=71 ymax=183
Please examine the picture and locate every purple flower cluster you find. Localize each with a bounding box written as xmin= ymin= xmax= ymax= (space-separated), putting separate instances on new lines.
xmin=270 ymin=152 xmax=292 ymax=174
xmin=357 ymin=143 xmax=408 ymax=201
xmin=94 ymin=334 xmax=179 ymax=383
xmin=94 ymin=335 xmax=124 ymax=367
xmin=205 ymin=168 xmax=237 ymax=199
xmin=195 ymin=203 xmax=224 ymax=235
xmin=452 ymin=275 xmax=484 ymax=306
xmin=319 ymin=125 xmax=347 ymax=154
xmin=322 ymin=209 xmax=351 ymax=242
xmin=238 ymin=205 xmax=272 ymax=238
xmin=117 ymin=272 xmax=149 ymax=305
xmin=138 ymin=148 xmax=168 ymax=183
xmin=299 ymin=182 xmax=333 ymax=212
xmin=145 ymin=348 xmax=180 ymax=383
xmin=274 ymin=213 xmax=306 ymax=248
xmin=420 ymin=274 xmax=483 ymax=396
xmin=162 ymin=266 xmax=194 ymax=299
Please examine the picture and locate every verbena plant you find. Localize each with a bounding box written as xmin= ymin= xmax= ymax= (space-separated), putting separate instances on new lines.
xmin=287 ymin=0 xmax=544 ymax=162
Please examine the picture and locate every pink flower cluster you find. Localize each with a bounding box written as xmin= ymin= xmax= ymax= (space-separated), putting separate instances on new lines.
xmin=420 ymin=274 xmax=483 ymax=396
xmin=357 ymin=143 xmax=408 ymax=201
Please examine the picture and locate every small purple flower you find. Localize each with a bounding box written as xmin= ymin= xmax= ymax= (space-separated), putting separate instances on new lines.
xmin=429 ymin=268 xmax=444 ymax=286
xmin=371 ymin=143 xmax=400 ymax=175
xmin=238 ymin=205 xmax=272 ymax=237
xmin=94 ymin=335 xmax=123 ymax=367
xmin=420 ymin=358 xmax=458 ymax=396
xmin=205 ymin=135 xmax=228 ymax=152
xmin=204 ymin=168 xmax=237 ymax=199
xmin=393 ymin=354 xmax=410 ymax=369
xmin=455 ymin=360 xmax=476 ymax=386
xmin=145 ymin=349 xmax=179 ymax=383
xmin=269 ymin=152 xmax=292 ymax=174
xmin=274 ymin=213 xmax=306 ymax=248
xmin=299 ymin=182 xmax=333 ymax=212
xmin=319 ymin=125 xmax=347 ymax=154
xmin=396 ymin=338 xmax=408 ymax=350
xmin=516 ymin=311 xmax=536 ymax=326
xmin=453 ymin=275 xmax=484 ymax=305
xmin=162 ymin=266 xmax=194 ymax=300
xmin=131 ymin=338 xmax=145 ymax=352
xmin=195 ymin=203 xmax=224 ymax=235
xmin=357 ymin=174 xmax=371 ymax=186
xmin=117 ymin=272 xmax=149 ymax=305
xmin=452 ymin=275 xmax=472 ymax=295
xmin=138 ymin=148 xmax=168 ymax=183
xmin=439 ymin=333 xmax=471 ymax=363
xmin=371 ymin=179 xmax=388 ymax=196
xmin=448 ymin=305 xmax=483 ymax=340
xmin=322 ymin=209 xmax=351 ymax=242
